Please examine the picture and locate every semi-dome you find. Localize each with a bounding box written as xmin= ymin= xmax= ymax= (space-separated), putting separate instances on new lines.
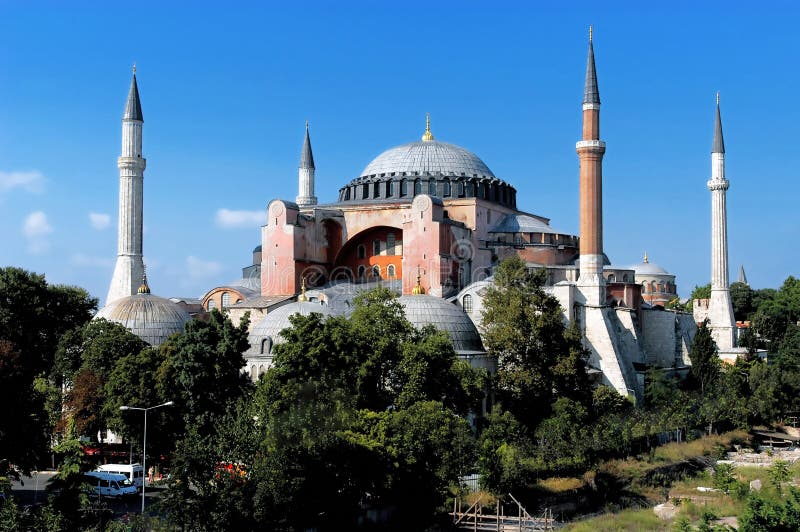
xmin=245 ymin=301 xmax=337 ymax=356
xmin=361 ymin=140 xmax=495 ymax=179
xmin=95 ymin=293 xmax=191 ymax=346
xmin=397 ymin=294 xmax=484 ymax=354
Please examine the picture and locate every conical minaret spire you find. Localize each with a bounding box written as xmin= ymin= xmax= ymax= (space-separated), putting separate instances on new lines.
xmin=296 ymin=121 xmax=318 ymax=207
xmin=706 ymin=93 xmax=736 ymax=349
xmin=106 ymin=66 xmax=147 ymax=304
xmin=737 ymin=265 xmax=748 ymax=285
xmin=576 ymin=26 xmax=607 ymax=306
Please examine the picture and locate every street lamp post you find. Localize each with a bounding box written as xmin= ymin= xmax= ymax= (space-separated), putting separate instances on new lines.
xmin=120 ymin=401 xmax=173 ymax=513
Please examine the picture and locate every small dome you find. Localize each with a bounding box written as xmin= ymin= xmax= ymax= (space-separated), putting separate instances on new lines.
xmin=95 ymin=293 xmax=191 ymax=346
xmin=397 ymin=294 xmax=484 ymax=354
xmin=253 ymin=245 xmax=262 ymax=253
xmin=631 ymin=262 xmax=670 ymax=275
xmin=360 ymin=140 xmax=495 ymax=179
xmin=246 ymin=301 xmax=337 ymax=355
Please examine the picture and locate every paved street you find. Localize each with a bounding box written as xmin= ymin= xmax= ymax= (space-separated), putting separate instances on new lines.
xmin=10 ymin=471 xmax=166 ymax=518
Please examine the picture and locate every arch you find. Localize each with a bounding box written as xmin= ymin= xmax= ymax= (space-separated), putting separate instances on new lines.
xmin=261 ymin=337 xmax=272 ymax=354
xmin=400 ymin=179 xmax=408 ymax=197
xmin=386 ymin=180 xmax=394 ymax=197
xmin=622 ymin=274 xmax=629 ymax=282
xmin=258 ymin=365 xmax=266 ymax=378
xmin=207 ymin=299 xmax=217 ymax=310
xmin=357 ymin=265 xmax=366 ymax=279
xmin=221 ymin=292 xmax=231 ymax=308
xmin=443 ymin=179 xmax=451 ymax=197
xmin=456 ymin=180 xmax=465 ymax=197
xmin=462 ymin=294 xmax=473 ymax=313
xmin=371 ymin=264 xmax=381 ymax=279
xmin=607 ymin=274 xmax=616 ymax=283
xmin=357 ymin=244 xmax=366 ymax=259
xmin=373 ymin=182 xmax=380 ymax=198
xmin=387 ymin=264 xmax=396 ymax=278
xmin=428 ymin=178 xmax=436 ymax=195
xmin=344 ymin=187 xmax=351 ymax=201
xmin=414 ymin=179 xmax=422 ymax=196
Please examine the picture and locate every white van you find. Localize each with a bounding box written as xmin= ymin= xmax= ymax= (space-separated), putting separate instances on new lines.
xmin=97 ymin=463 xmax=144 ymax=490
xmin=83 ymin=471 xmax=138 ymax=498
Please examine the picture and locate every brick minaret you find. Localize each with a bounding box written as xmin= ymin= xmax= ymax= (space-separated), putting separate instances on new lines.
xmin=106 ymin=67 xmax=146 ymax=304
xmin=296 ymin=121 xmax=317 ymax=207
xmin=707 ymin=93 xmax=736 ymax=349
xmin=576 ymin=27 xmax=607 ymax=306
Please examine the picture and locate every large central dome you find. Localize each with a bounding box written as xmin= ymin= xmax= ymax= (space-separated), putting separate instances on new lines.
xmin=336 ymin=121 xmax=516 ymax=208
xmin=360 ymin=140 xmax=495 ymax=179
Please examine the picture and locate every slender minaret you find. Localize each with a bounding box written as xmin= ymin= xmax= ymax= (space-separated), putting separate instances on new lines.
xmin=707 ymin=93 xmax=736 ymax=349
xmin=106 ymin=67 xmax=146 ymax=304
xmin=296 ymin=121 xmax=317 ymax=207
xmin=576 ymin=26 xmax=607 ymax=306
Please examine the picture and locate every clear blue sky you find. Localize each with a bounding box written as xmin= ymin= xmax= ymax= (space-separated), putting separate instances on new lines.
xmin=1 ymin=1 xmax=798 ymax=303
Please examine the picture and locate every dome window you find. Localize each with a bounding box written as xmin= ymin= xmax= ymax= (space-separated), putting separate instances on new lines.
xmin=387 ymin=264 xmax=396 ymax=278
xmin=400 ymin=179 xmax=408 ymax=197
xmin=208 ymin=299 xmax=217 ymax=310
xmin=463 ymin=294 xmax=473 ymax=313
xmin=357 ymin=265 xmax=366 ymax=279
xmin=414 ymin=179 xmax=422 ymax=196
xmin=362 ymin=183 xmax=369 ymax=199
xmin=373 ymin=182 xmax=380 ymax=198
xmin=443 ymin=179 xmax=451 ymax=197
xmin=357 ymin=244 xmax=366 ymax=259
xmin=428 ymin=178 xmax=436 ymax=195
xmin=372 ymin=265 xmax=381 ymax=278
xmin=386 ymin=180 xmax=394 ymax=197
xmin=222 ymin=292 xmax=231 ymax=308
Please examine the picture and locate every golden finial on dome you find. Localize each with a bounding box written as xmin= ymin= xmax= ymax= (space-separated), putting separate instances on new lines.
xmin=421 ymin=113 xmax=434 ymax=142
xmin=298 ymin=277 xmax=307 ymax=302
xmin=137 ymin=267 xmax=150 ymax=294
xmin=643 ymin=251 xmax=649 ymax=264
xmin=411 ymin=266 xmax=426 ymax=295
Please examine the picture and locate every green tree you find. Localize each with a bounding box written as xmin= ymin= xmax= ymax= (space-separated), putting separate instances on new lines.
xmin=481 ymin=256 xmax=591 ymax=429
xmin=712 ymin=462 xmax=737 ymax=494
xmin=731 ymin=281 xmax=755 ymax=321
xmin=160 ymin=309 xmax=252 ymax=435
xmin=534 ymin=398 xmax=591 ymax=474
xmin=691 ymin=283 xmax=712 ymax=301
xmin=740 ymin=487 xmax=800 ymax=531
xmin=689 ymin=321 xmax=720 ymax=395
xmin=0 ymin=268 xmax=96 ymax=474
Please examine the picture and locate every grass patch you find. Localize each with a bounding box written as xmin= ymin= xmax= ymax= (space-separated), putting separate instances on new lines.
xmin=652 ymin=430 xmax=748 ymax=463
xmin=563 ymin=508 xmax=670 ymax=532
xmin=537 ymin=476 xmax=584 ymax=493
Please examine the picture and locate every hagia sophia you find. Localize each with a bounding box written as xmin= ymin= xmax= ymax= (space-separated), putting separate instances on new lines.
xmin=94 ymin=31 xmax=744 ymax=399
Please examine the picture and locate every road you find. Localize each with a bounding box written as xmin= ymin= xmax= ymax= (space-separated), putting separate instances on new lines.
xmin=10 ymin=471 xmax=166 ymax=517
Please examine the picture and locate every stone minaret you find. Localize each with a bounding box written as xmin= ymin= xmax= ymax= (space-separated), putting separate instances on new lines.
xmin=106 ymin=68 xmax=146 ymax=304
xmin=707 ymin=93 xmax=736 ymax=349
xmin=296 ymin=121 xmax=317 ymax=207
xmin=576 ymin=27 xmax=607 ymax=306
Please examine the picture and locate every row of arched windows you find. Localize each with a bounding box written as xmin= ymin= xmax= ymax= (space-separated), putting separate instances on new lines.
xmin=356 ymin=264 xmax=396 ymax=279
xmin=338 ymin=178 xmax=517 ymax=208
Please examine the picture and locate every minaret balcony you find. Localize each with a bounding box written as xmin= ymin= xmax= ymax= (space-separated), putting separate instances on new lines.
xmin=707 ymin=179 xmax=729 ymax=191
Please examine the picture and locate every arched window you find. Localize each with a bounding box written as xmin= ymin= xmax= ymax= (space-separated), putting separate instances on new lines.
xmin=373 ymin=239 xmax=381 ymax=256
xmin=463 ymin=294 xmax=473 ymax=313
xmin=457 ymin=181 xmax=465 ymax=197
xmin=658 ymin=282 xmax=665 ymax=293
xmin=642 ymin=282 xmax=648 ymax=293
xmin=622 ymin=274 xmax=629 ymax=282
xmin=373 ymin=182 xmax=380 ymax=198
xmin=443 ymin=179 xmax=451 ymax=197
xmin=221 ymin=292 xmax=231 ymax=308
xmin=387 ymin=264 xmax=396 ymax=278
xmin=250 ymin=365 xmax=257 ymax=381
xmin=414 ymin=179 xmax=422 ymax=196
xmin=428 ymin=178 xmax=436 ymax=195
xmin=608 ymin=274 xmax=616 ymax=283
xmin=357 ymin=244 xmax=366 ymax=259
xmin=357 ymin=265 xmax=366 ymax=279
xmin=261 ymin=337 xmax=271 ymax=354
xmin=207 ymin=299 xmax=217 ymax=310
xmin=400 ymin=179 xmax=408 ymax=197
xmin=387 ymin=233 xmax=396 ymax=255
xmin=372 ymin=265 xmax=380 ymax=278
xmin=386 ymin=180 xmax=393 ymax=197
xmin=345 ymin=187 xmax=351 ymax=200
xmin=259 ymin=365 xmax=266 ymax=378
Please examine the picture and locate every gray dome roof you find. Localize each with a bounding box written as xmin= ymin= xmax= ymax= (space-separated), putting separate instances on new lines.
xmin=397 ymin=294 xmax=484 ymax=354
xmin=360 ymin=140 xmax=495 ymax=179
xmin=630 ymin=261 xmax=672 ymax=276
xmin=246 ymin=301 xmax=337 ymax=355
xmin=95 ymin=293 xmax=191 ymax=346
